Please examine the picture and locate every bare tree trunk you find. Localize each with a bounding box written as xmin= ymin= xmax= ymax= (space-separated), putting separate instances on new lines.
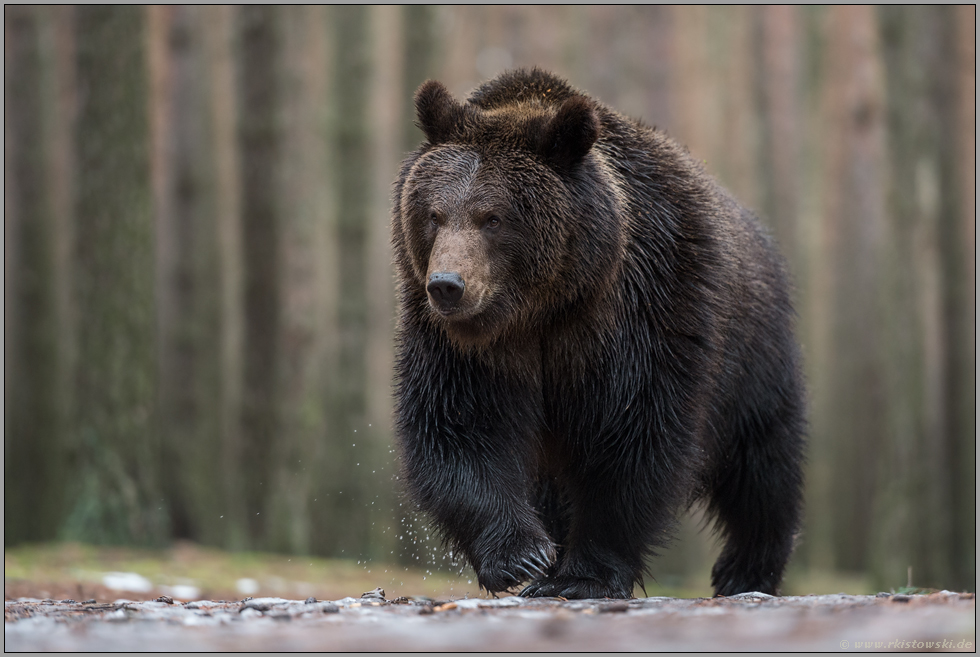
xmin=3 ymin=5 xmax=70 ymax=544
xmin=318 ymin=5 xmax=374 ymax=558
xmin=65 ymin=5 xmax=165 ymax=545
xmin=821 ymin=5 xmax=890 ymax=575
xmin=150 ymin=4 xmax=235 ymax=548
xmin=879 ymin=5 xmax=976 ymax=591
xmin=266 ymin=4 xmax=333 ymax=556
xmin=438 ymin=6 xmax=482 ymax=98
xmin=237 ymin=5 xmax=283 ymax=549
xmin=366 ymin=5 xmax=404 ymax=563
xmin=400 ymin=6 xmax=437 ymax=152
xmin=670 ymin=7 xmax=716 ymax=168
xmin=202 ymin=4 xmax=247 ymax=552
xmin=754 ymin=5 xmax=802 ymax=256
xmin=948 ymin=4 xmax=976 ymax=591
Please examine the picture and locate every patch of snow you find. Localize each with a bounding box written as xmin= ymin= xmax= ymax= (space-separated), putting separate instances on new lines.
xmin=102 ymin=572 xmax=153 ymax=593
xmin=235 ymin=578 xmax=260 ymax=595
xmin=160 ymin=585 xmax=200 ymax=600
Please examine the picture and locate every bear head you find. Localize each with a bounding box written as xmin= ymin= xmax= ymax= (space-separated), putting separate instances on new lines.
xmin=394 ymin=74 xmax=626 ymax=349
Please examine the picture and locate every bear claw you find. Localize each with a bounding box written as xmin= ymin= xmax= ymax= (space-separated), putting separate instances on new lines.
xmin=520 ymin=575 xmax=633 ymax=600
xmin=475 ymin=542 xmax=556 ymax=593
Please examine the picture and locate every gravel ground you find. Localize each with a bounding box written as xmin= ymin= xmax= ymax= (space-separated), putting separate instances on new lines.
xmin=5 ymin=589 xmax=974 ymax=652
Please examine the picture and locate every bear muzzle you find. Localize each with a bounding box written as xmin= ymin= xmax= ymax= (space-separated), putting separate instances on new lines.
xmin=427 ymin=271 xmax=466 ymax=314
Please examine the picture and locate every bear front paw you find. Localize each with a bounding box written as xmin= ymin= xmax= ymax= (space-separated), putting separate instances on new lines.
xmin=474 ymin=542 xmax=555 ymax=594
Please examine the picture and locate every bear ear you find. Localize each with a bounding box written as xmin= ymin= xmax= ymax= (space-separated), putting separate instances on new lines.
xmin=415 ymin=80 xmax=465 ymax=146
xmin=537 ymin=96 xmax=599 ymax=169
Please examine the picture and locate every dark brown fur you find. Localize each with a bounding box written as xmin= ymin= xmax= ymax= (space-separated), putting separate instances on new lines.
xmin=392 ymin=68 xmax=806 ymax=599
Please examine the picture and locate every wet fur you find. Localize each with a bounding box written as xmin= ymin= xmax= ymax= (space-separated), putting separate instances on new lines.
xmin=391 ymin=68 xmax=806 ymax=599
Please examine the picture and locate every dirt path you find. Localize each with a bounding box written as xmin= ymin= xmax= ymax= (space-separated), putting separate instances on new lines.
xmin=5 ymin=590 xmax=974 ymax=652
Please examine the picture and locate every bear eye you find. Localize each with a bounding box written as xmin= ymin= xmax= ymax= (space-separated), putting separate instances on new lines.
xmin=485 ymin=215 xmax=500 ymax=230
xmin=429 ymin=212 xmax=439 ymax=227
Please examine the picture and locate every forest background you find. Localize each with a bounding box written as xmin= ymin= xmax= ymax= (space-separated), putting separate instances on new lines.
xmin=5 ymin=5 xmax=975 ymax=596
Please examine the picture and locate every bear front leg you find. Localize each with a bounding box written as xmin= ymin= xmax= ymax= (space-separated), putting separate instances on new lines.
xmin=394 ymin=328 xmax=555 ymax=594
xmin=522 ymin=455 xmax=689 ymax=600
xmin=401 ymin=443 xmax=556 ymax=594
xmin=521 ymin=478 xmax=659 ymax=599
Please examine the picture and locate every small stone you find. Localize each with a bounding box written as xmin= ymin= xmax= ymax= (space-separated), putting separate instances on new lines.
xmin=156 ymin=595 xmax=174 ymax=605
xmin=305 ymin=596 xmax=317 ymax=604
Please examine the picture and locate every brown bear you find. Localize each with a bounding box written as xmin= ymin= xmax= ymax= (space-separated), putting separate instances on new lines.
xmin=391 ymin=68 xmax=806 ymax=599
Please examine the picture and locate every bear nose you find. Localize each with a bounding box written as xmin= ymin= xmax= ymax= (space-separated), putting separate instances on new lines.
xmin=427 ymin=272 xmax=465 ymax=307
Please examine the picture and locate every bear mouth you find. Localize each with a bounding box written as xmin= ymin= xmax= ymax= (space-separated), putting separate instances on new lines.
xmin=429 ymin=300 xmax=473 ymax=320
xmin=427 ymin=295 xmax=495 ymax=340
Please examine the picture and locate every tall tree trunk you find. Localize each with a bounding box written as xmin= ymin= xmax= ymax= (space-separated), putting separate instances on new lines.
xmin=150 ymin=4 xmax=232 ymax=548
xmin=792 ymin=5 xmax=836 ymax=573
xmin=65 ymin=5 xmax=164 ymax=545
xmin=366 ymin=5 xmax=405 ymax=564
xmin=878 ymin=5 xmax=975 ymax=591
xmin=266 ymin=4 xmax=333 ymax=556
xmin=237 ymin=5 xmax=283 ymax=549
xmin=947 ymin=4 xmax=976 ymax=591
xmin=316 ymin=5 xmax=374 ymax=558
xmin=3 ymin=5 xmax=69 ymax=544
xmin=821 ymin=5 xmax=889 ymax=575
xmin=400 ymin=6 xmax=438 ymax=153
xmin=202 ymin=4 xmax=248 ymax=551
xmin=754 ymin=5 xmax=802 ymax=257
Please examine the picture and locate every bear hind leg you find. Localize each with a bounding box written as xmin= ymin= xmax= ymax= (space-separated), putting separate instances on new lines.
xmin=707 ymin=405 xmax=805 ymax=596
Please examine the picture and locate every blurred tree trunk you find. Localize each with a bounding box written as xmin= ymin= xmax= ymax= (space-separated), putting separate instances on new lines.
xmin=237 ymin=5 xmax=283 ymax=549
xmin=820 ymin=5 xmax=890 ymax=575
xmin=64 ymin=5 xmax=165 ymax=544
xmin=3 ymin=5 xmax=71 ymax=544
xmin=713 ymin=6 xmax=760 ymax=209
xmin=203 ymin=4 xmax=248 ymax=552
xmin=793 ymin=5 xmax=836 ymax=574
xmin=636 ymin=7 xmax=674 ymax=131
xmin=439 ymin=6 xmax=481 ymax=97
xmin=949 ymin=5 xmax=976 ymax=590
xmin=314 ymin=5 xmax=374 ymax=559
xmin=877 ymin=5 xmax=975 ymax=591
xmin=670 ymin=6 xmax=711 ymax=167
xmin=365 ymin=5 xmax=404 ymax=563
xmin=266 ymin=5 xmax=333 ymax=555
xmin=149 ymin=5 xmax=236 ymax=548
xmin=400 ymin=6 xmax=437 ymax=152
xmin=753 ymin=5 xmax=802 ymax=258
